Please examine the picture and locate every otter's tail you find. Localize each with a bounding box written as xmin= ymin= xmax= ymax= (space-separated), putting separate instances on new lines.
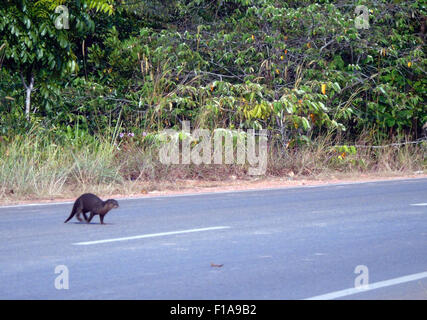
xmin=64 ymin=202 xmax=78 ymax=223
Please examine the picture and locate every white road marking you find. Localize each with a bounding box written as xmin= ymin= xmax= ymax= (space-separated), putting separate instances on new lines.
xmin=410 ymin=203 xmax=427 ymax=206
xmin=73 ymin=226 xmax=231 ymax=245
xmin=0 ymin=201 xmax=73 ymax=209
xmin=305 ymin=271 xmax=427 ymax=300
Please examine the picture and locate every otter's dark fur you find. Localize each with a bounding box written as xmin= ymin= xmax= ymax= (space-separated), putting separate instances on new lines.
xmin=64 ymin=193 xmax=119 ymax=224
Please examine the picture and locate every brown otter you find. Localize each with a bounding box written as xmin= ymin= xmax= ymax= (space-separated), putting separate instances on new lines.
xmin=64 ymin=193 xmax=119 ymax=224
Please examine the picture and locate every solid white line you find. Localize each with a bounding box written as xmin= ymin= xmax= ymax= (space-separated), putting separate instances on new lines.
xmin=0 ymin=201 xmax=74 ymax=209
xmin=305 ymin=271 xmax=427 ymax=300
xmin=410 ymin=203 xmax=427 ymax=206
xmin=73 ymin=226 xmax=231 ymax=245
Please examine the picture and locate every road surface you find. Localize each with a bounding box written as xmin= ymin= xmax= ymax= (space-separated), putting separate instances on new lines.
xmin=0 ymin=178 xmax=426 ymax=299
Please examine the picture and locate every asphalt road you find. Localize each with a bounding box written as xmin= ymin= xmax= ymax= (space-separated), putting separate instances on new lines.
xmin=0 ymin=178 xmax=426 ymax=299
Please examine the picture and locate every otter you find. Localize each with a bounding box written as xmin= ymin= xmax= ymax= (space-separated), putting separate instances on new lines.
xmin=64 ymin=193 xmax=119 ymax=224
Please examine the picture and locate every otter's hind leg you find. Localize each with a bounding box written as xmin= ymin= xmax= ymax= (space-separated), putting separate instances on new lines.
xmin=81 ymin=211 xmax=89 ymax=222
xmin=64 ymin=201 xmax=81 ymax=223
xmin=75 ymin=208 xmax=85 ymax=222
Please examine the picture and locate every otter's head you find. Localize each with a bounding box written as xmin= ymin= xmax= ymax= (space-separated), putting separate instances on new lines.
xmin=105 ymin=199 xmax=119 ymax=210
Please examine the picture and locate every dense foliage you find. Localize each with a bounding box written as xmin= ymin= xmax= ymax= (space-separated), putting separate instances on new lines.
xmin=1 ymin=0 xmax=426 ymax=145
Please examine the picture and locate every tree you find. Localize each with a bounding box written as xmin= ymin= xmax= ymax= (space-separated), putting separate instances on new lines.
xmin=0 ymin=0 xmax=114 ymax=119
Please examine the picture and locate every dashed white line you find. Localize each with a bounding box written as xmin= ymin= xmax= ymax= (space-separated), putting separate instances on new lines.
xmin=73 ymin=226 xmax=231 ymax=245
xmin=410 ymin=203 xmax=427 ymax=206
xmin=0 ymin=201 xmax=73 ymax=209
xmin=305 ymin=271 xmax=427 ymax=300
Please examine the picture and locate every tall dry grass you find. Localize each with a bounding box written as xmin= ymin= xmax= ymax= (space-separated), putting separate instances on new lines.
xmin=0 ymin=127 xmax=122 ymax=199
xmin=0 ymin=125 xmax=425 ymax=202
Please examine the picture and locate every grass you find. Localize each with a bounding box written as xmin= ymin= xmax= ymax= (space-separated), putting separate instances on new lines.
xmin=0 ymin=124 xmax=425 ymax=202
